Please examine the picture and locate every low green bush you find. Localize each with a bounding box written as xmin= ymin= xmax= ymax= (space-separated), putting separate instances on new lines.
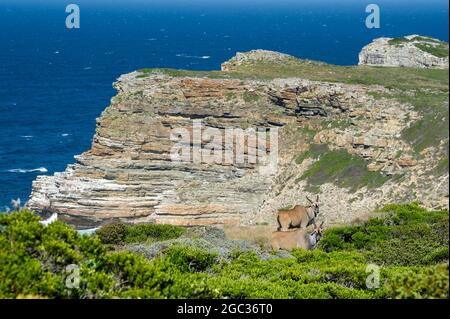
xmin=386 ymin=264 xmax=449 ymax=299
xmin=162 ymin=245 xmax=217 ymax=273
xmin=125 ymin=223 xmax=185 ymax=243
xmin=319 ymin=203 xmax=448 ymax=267
xmin=95 ymin=222 xmax=127 ymax=245
xmin=96 ymin=222 xmax=185 ymax=245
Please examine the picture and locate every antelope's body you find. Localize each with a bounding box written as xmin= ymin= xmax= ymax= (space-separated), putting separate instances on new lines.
xmin=277 ymin=205 xmax=316 ymax=231
xmin=271 ymin=226 xmax=322 ymax=251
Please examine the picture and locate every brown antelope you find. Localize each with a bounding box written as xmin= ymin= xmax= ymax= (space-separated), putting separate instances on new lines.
xmin=271 ymin=221 xmax=324 ymax=251
xmin=277 ymin=195 xmax=320 ymax=231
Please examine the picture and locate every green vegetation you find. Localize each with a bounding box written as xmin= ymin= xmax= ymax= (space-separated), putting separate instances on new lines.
xmin=0 ymin=205 xmax=448 ymax=299
xmin=411 ymin=36 xmax=443 ymax=43
xmin=295 ymin=143 xmax=328 ymax=164
xmin=0 ymin=206 xmax=448 ymax=299
xmin=320 ymin=203 xmax=449 ymax=266
xmin=415 ymin=42 xmax=449 ymax=58
xmin=388 ymin=37 xmax=411 ymax=45
xmin=96 ymin=221 xmax=185 ymax=245
xmin=295 ymin=144 xmax=391 ymax=191
xmin=387 ymin=36 xmax=448 ymax=58
xmin=137 ymin=59 xmax=448 ymax=92
xmin=137 ymin=68 xmax=233 ymax=79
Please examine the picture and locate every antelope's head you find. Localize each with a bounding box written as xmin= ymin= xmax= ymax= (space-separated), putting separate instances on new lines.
xmin=306 ymin=195 xmax=320 ymax=217
xmin=311 ymin=221 xmax=324 ymax=242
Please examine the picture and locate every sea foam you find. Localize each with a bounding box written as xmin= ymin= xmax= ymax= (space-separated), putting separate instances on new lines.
xmin=8 ymin=167 xmax=48 ymax=173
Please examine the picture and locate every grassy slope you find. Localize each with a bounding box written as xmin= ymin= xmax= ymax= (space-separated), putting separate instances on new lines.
xmin=295 ymin=144 xmax=392 ymax=193
xmin=138 ymin=59 xmax=448 ymax=91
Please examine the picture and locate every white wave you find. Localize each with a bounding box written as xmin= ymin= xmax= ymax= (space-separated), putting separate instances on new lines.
xmin=176 ymin=54 xmax=211 ymax=59
xmin=54 ymin=50 xmax=60 ymax=54
xmin=20 ymin=135 xmax=34 ymax=139
xmin=39 ymin=213 xmax=58 ymax=226
xmin=8 ymin=167 xmax=48 ymax=173
xmin=83 ymin=67 xmax=92 ymax=70
xmin=61 ymin=133 xmax=69 ymax=137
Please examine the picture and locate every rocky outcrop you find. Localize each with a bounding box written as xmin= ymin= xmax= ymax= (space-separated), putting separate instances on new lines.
xmin=27 ymin=49 xmax=449 ymax=227
xmin=221 ymin=50 xmax=295 ymax=71
xmin=359 ymin=35 xmax=448 ymax=68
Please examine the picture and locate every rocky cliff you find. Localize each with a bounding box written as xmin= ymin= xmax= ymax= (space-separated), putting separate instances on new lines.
xmin=359 ymin=35 xmax=449 ymax=68
xmin=27 ymin=43 xmax=449 ymax=227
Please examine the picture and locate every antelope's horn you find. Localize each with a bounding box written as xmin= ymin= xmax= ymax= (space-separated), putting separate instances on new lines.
xmin=306 ymin=196 xmax=313 ymax=203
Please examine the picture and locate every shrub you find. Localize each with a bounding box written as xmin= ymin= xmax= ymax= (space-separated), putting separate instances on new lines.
xmin=96 ymin=222 xmax=185 ymax=245
xmin=422 ymin=247 xmax=449 ymax=264
xmin=386 ymin=264 xmax=449 ymax=299
xmin=291 ymin=282 xmax=373 ymax=299
xmin=125 ymin=224 xmax=185 ymax=243
xmin=162 ymin=246 xmax=217 ymax=272
xmin=319 ymin=203 xmax=448 ymax=267
xmin=96 ymin=222 xmax=127 ymax=245
xmin=367 ymin=239 xmax=440 ymax=266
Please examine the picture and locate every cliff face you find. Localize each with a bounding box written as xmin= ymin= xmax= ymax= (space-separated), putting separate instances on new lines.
xmin=27 ymin=48 xmax=449 ymax=227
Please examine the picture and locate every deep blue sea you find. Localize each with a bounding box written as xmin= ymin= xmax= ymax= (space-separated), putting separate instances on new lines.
xmin=0 ymin=0 xmax=448 ymax=208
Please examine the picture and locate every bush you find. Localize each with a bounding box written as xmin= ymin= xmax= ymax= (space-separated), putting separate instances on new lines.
xmin=125 ymin=224 xmax=185 ymax=243
xmin=96 ymin=222 xmax=127 ymax=245
xmin=386 ymin=264 xmax=449 ymax=299
xmin=291 ymin=282 xmax=373 ymax=299
xmin=367 ymin=239 xmax=440 ymax=266
xmin=0 ymin=210 xmax=108 ymax=298
xmin=422 ymin=247 xmax=449 ymax=264
xmin=162 ymin=245 xmax=217 ymax=272
xmin=319 ymin=203 xmax=448 ymax=267
xmin=96 ymin=222 xmax=185 ymax=245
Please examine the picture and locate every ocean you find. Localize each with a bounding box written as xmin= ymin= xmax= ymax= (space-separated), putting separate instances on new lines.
xmin=0 ymin=0 xmax=448 ymax=208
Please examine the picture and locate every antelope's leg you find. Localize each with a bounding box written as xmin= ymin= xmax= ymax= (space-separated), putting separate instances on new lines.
xmin=279 ymin=216 xmax=289 ymax=231
xmin=299 ymin=219 xmax=307 ymax=229
xmin=276 ymin=214 xmax=283 ymax=231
